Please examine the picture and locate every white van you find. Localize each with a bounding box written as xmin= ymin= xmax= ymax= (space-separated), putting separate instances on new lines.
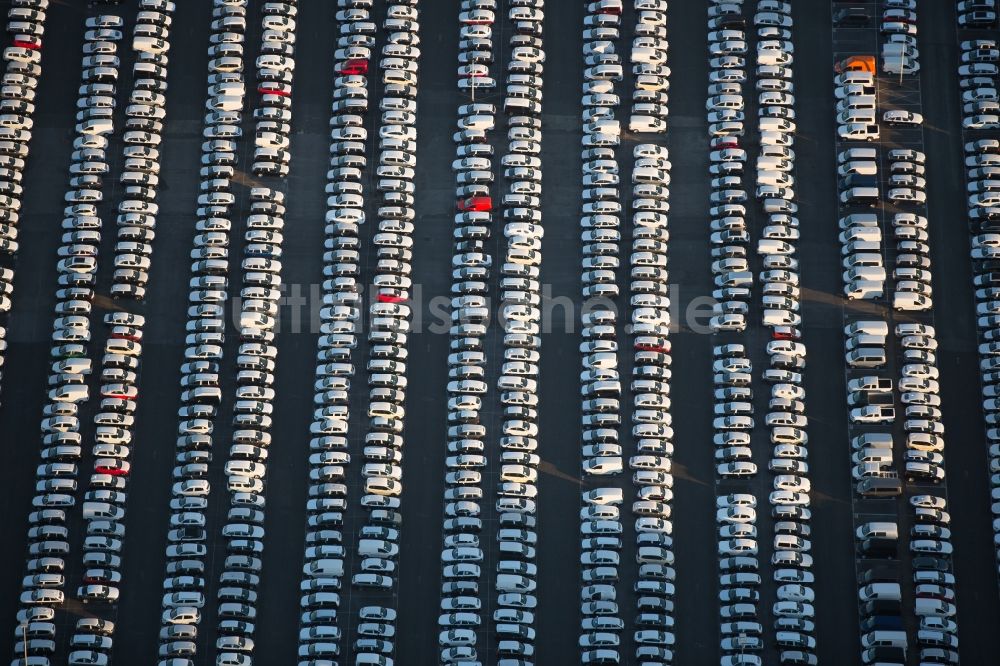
xmin=840 ymin=227 xmax=882 ymax=243
xmin=852 ymin=433 xmax=893 ymax=449
xmin=78 ymin=119 xmax=113 ymax=135
xmin=837 ymin=94 xmax=877 ymax=111
xmin=757 ymin=49 xmax=792 ymax=66
xmin=757 ymin=170 xmax=792 ymax=186
xmin=227 ymin=475 xmax=263 ymax=493
xmin=846 ymin=348 xmax=886 ymax=368
xmin=845 ymin=280 xmax=884 ymax=300
xmin=707 ymin=94 xmax=743 ymax=110
xmin=460 ymin=114 xmax=495 ymax=131
xmin=915 ymin=598 xmax=956 ymax=617
xmin=847 ymin=334 xmax=887 ymax=351
xmin=504 ymin=97 xmax=540 ymax=115
xmin=209 ymin=95 xmax=243 ymax=111
xmin=757 ymin=156 xmax=791 ymax=171
xmin=844 ymin=320 xmax=889 ymax=336
xmin=583 ymin=457 xmax=624 ymax=475
xmin=583 ymin=487 xmax=624 ymax=505
xmin=861 ymin=630 xmax=907 ymax=649
xmin=839 ymin=147 xmax=878 ymax=163
xmin=48 ymin=385 xmax=89 ymax=403
xmin=835 ymin=70 xmax=875 ymax=86
xmin=762 ymin=309 xmax=800 ymax=327
xmin=844 ymin=266 xmax=887 ymax=282
xmin=508 ymin=247 xmax=541 ymax=265
xmin=635 ymin=74 xmax=668 ymax=91
xmin=133 ymin=36 xmax=169 ymax=54
xmin=304 ymin=559 xmax=344 ymax=578
xmin=838 ymin=160 xmax=878 ymax=177
xmin=840 ymin=187 xmax=880 ymax=207
xmin=758 ymin=239 xmax=794 ymax=255
xmin=631 ymin=47 xmax=666 ymax=64
xmin=839 ymin=213 xmax=879 ymax=229
xmin=854 ymin=448 xmax=894 ymax=465
xmin=859 ymin=583 xmax=902 ymax=601
xmin=842 ymin=240 xmax=881 ymax=256
xmin=82 ymin=502 xmax=123 ymax=520
xmin=633 ymin=166 xmax=669 ymax=183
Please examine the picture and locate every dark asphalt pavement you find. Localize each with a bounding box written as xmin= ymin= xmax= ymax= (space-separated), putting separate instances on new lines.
xmin=0 ymin=1 xmax=997 ymax=665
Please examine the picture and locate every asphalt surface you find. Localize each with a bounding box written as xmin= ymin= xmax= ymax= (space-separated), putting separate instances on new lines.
xmin=0 ymin=1 xmax=998 ymax=665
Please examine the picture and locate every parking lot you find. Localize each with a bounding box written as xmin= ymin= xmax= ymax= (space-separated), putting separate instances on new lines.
xmin=1 ymin=0 xmax=1000 ymax=665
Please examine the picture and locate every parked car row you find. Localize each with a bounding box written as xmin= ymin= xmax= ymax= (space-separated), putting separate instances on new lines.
xmin=197 ymin=172 xmax=283 ymax=666
xmin=338 ymin=1 xmax=421 ymax=659
xmin=836 ymin=159 xmax=884 ymax=299
xmin=707 ymin=4 xmax=818 ymax=663
xmin=830 ymin=11 xmax=907 ymax=660
xmin=852 ymin=496 xmax=958 ymax=665
xmin=0 ymin=0 xmax=48 ymax=402
xmin=748 ymin=7 xmax=819 ymax=663
xmin=833 ymin=71 xmax=885 ymax=297
xmin=958 ymin=0 xmax=998 ymax=28
xmin=895 ymin=324 xmax=948 ymax=484
xmin=626 ymin=0 xmax=669 ymax=134
xmin=963 ymin=38 xmax=1000 ymax=131
xmin=150 ymin=0 xmax=254 ymax=664
xmin=69 ymin=313 xmax=147 ymax=658
xmin=578 ymin=6 xmax=628 ymax=664
xmin=964 ymin=43 xmax=1000 ymax=132
xmin=455 ymin=0 xmax=500 ymax=95
xmin=960 ymin=37 xmax=1000 ymax=129
xmin=249 ymin=0 xmax=296 ymax=177
xmin=711 ymin=345 xmax=765 ymax=666
xmin=955 ymin=12 xmax=1000 ymax=593
xmin=908 ymin=495 xmax=960 ymax=663
xmin=878 ymin=1 xmax=920 ymax=76
xmin=853 ymin=332 xmax=958 ymax=664
xmin=844 ymin=320 xmax=949 ymax=481
xmin=434 ymin=3 xmax=498 ymax=665
xmin=12 ymin=12 xmax=126 ymax=666
xmin=577 ymin=2 xmax=674 ymax=664
xmin=835 ymin=67 xmax=880 ymax=144
xmin=288 ymin=2 xmax=416 ymax=665
xmin=478 ymin=3 xmax=546 ymax=663
xmin=71 ymin=14 xmax=175 ymax=632
xmin=621 ymin=150 xmax=680 ymax=663
xmin=108 ymin=6 xmax=173 ymax=302
xmin=705 ymin=0 xmax=801 ymax=335
xmin=835 ymin=8 xmax=959 ymax=663
xmin=578 ymin=0 xmax=626 ymax=480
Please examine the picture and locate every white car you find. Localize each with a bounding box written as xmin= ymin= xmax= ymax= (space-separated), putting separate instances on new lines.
xmin=883 ymin=109 xmax=923 ymax=125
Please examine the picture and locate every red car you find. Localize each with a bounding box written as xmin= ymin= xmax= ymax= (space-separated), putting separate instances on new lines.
xmin=772 ymin=326 xmax=801 ymax=341
xmin=96 ymin=461 xmax=130 ymax=477
xmin=378 ymin=293 xmax=407 ymax=304
xmin=338 ymin=59 xmax=368 ymax=75
xmin=711 ymin=137 xmax=739 ymax=150
xmin=258 ymin=84 xmax=291 ymax=97
xmin=14 ymin=39 xmax=40 ymax=50
xmin=457 ymin=195 xmax=491 ymax=212
xmin=102 ymin=385 xmax=137 ymax=401
xmin=635 ymin=343 xmax=670 ymax=354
